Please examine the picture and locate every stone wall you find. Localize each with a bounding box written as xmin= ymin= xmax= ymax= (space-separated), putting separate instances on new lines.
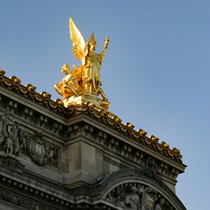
xmin=0 ymin=74 xmax=186 ymax=209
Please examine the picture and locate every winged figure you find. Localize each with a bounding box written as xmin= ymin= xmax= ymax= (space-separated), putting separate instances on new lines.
xmin=55 ymin=18 xmax=110 ymax=109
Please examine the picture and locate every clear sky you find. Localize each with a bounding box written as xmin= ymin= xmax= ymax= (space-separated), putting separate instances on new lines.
xmin=1 ymin=1 xmax=209 ymax=209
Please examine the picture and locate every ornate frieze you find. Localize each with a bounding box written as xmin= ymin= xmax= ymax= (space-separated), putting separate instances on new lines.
xmin=0 ymin=69 xmax=183 ymax=164
xmin=0 ymin=112 xmax=59 ymax=168
xmin=0 ymin=108 xmax=182 ymax=186
xmin=0 ymin=178 xmax=73 ymax=210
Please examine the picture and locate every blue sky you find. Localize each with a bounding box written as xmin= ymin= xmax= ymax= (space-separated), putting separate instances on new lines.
xmin=1 ymin=1 xmax=210 ymax=209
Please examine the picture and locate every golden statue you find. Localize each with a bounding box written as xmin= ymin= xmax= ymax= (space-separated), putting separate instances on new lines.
xmin=54 ymin=18 xmax=110 ymax=109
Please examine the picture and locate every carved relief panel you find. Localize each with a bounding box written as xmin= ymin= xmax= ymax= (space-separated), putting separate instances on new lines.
xmin=0 ymin=112 xmax=59 ymax=168
xmin=105 ymin=183 xmax=175 ymax=210
xmin=0 ymin=112 xmax=20 ymax=156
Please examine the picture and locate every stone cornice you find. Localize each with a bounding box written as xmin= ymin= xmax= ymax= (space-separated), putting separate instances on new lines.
xmin=0 ymin=69 xmax=184 ymax=164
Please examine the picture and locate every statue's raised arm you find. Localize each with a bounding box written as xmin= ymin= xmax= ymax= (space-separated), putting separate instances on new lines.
xmin=102 ymin=36 xmax=109 ymax=58
xmin=54 ymin=18 xmax=110 ymax=110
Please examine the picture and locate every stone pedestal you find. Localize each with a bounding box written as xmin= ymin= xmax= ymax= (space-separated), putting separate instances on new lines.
xmin=63 ymin=95 xmax=110 ymax=110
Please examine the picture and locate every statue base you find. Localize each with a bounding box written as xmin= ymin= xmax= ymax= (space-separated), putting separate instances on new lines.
xmin=63 ymin=94 xmax=110 ymax=110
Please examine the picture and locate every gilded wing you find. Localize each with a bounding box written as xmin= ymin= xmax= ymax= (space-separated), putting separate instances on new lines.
xmin=69 ymin=18 xmax=86 ymax=62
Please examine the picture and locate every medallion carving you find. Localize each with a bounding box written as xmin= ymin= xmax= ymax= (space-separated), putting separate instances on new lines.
xmin=21 ymin=131 xmax=58 ymax=167
xmin=27 ymin=132 xmax=47 ymax=165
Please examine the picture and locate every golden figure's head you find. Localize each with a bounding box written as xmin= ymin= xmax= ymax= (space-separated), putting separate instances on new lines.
xmin=89 ymin=33 xmax=96 ymax=50
xmin=61 ymin=64 xmax=70 ymax=75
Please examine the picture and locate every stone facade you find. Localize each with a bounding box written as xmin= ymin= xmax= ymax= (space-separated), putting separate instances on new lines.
xmin=0 ymin=69 xmax=186 ymax=209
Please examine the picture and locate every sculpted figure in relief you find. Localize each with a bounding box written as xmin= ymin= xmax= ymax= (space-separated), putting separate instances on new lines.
xmin=154 ymin=198 xmax=165 ymax=210
xmin=0 ymin=113 xmax=20 ymax=156
xmin=124 ymin=186 xmax=141 ymax=210
xmin=107 ymin=184 xmax=172 ymax=210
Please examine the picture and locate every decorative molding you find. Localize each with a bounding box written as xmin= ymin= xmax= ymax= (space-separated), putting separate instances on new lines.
xmin=0 ymin=156 xmax=25 ymax=172
xmin=0 ymin=182 xmax=72 ymax=210
xmin=0 ymin=69 xmax=183 ymax=164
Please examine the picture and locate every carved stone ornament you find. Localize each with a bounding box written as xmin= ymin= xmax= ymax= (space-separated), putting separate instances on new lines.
xmin=0 ymin=112 xmax=20 ymax=157
xmin=144 ymin=157 xmax=158 ymax=179
xmin=28 ymin=137 xmax=46 ymax=165
xmin=105 ymin=183 xmax=175 ymax=210
xmin=19 ymin=131 xmax=58 ymax=167
xmin=0 ymin=112 xmax=58 ymax=167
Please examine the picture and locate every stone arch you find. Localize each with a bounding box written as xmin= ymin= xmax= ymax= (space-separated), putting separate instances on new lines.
xmin=99 ymin=169 xmax=186 ymax=210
